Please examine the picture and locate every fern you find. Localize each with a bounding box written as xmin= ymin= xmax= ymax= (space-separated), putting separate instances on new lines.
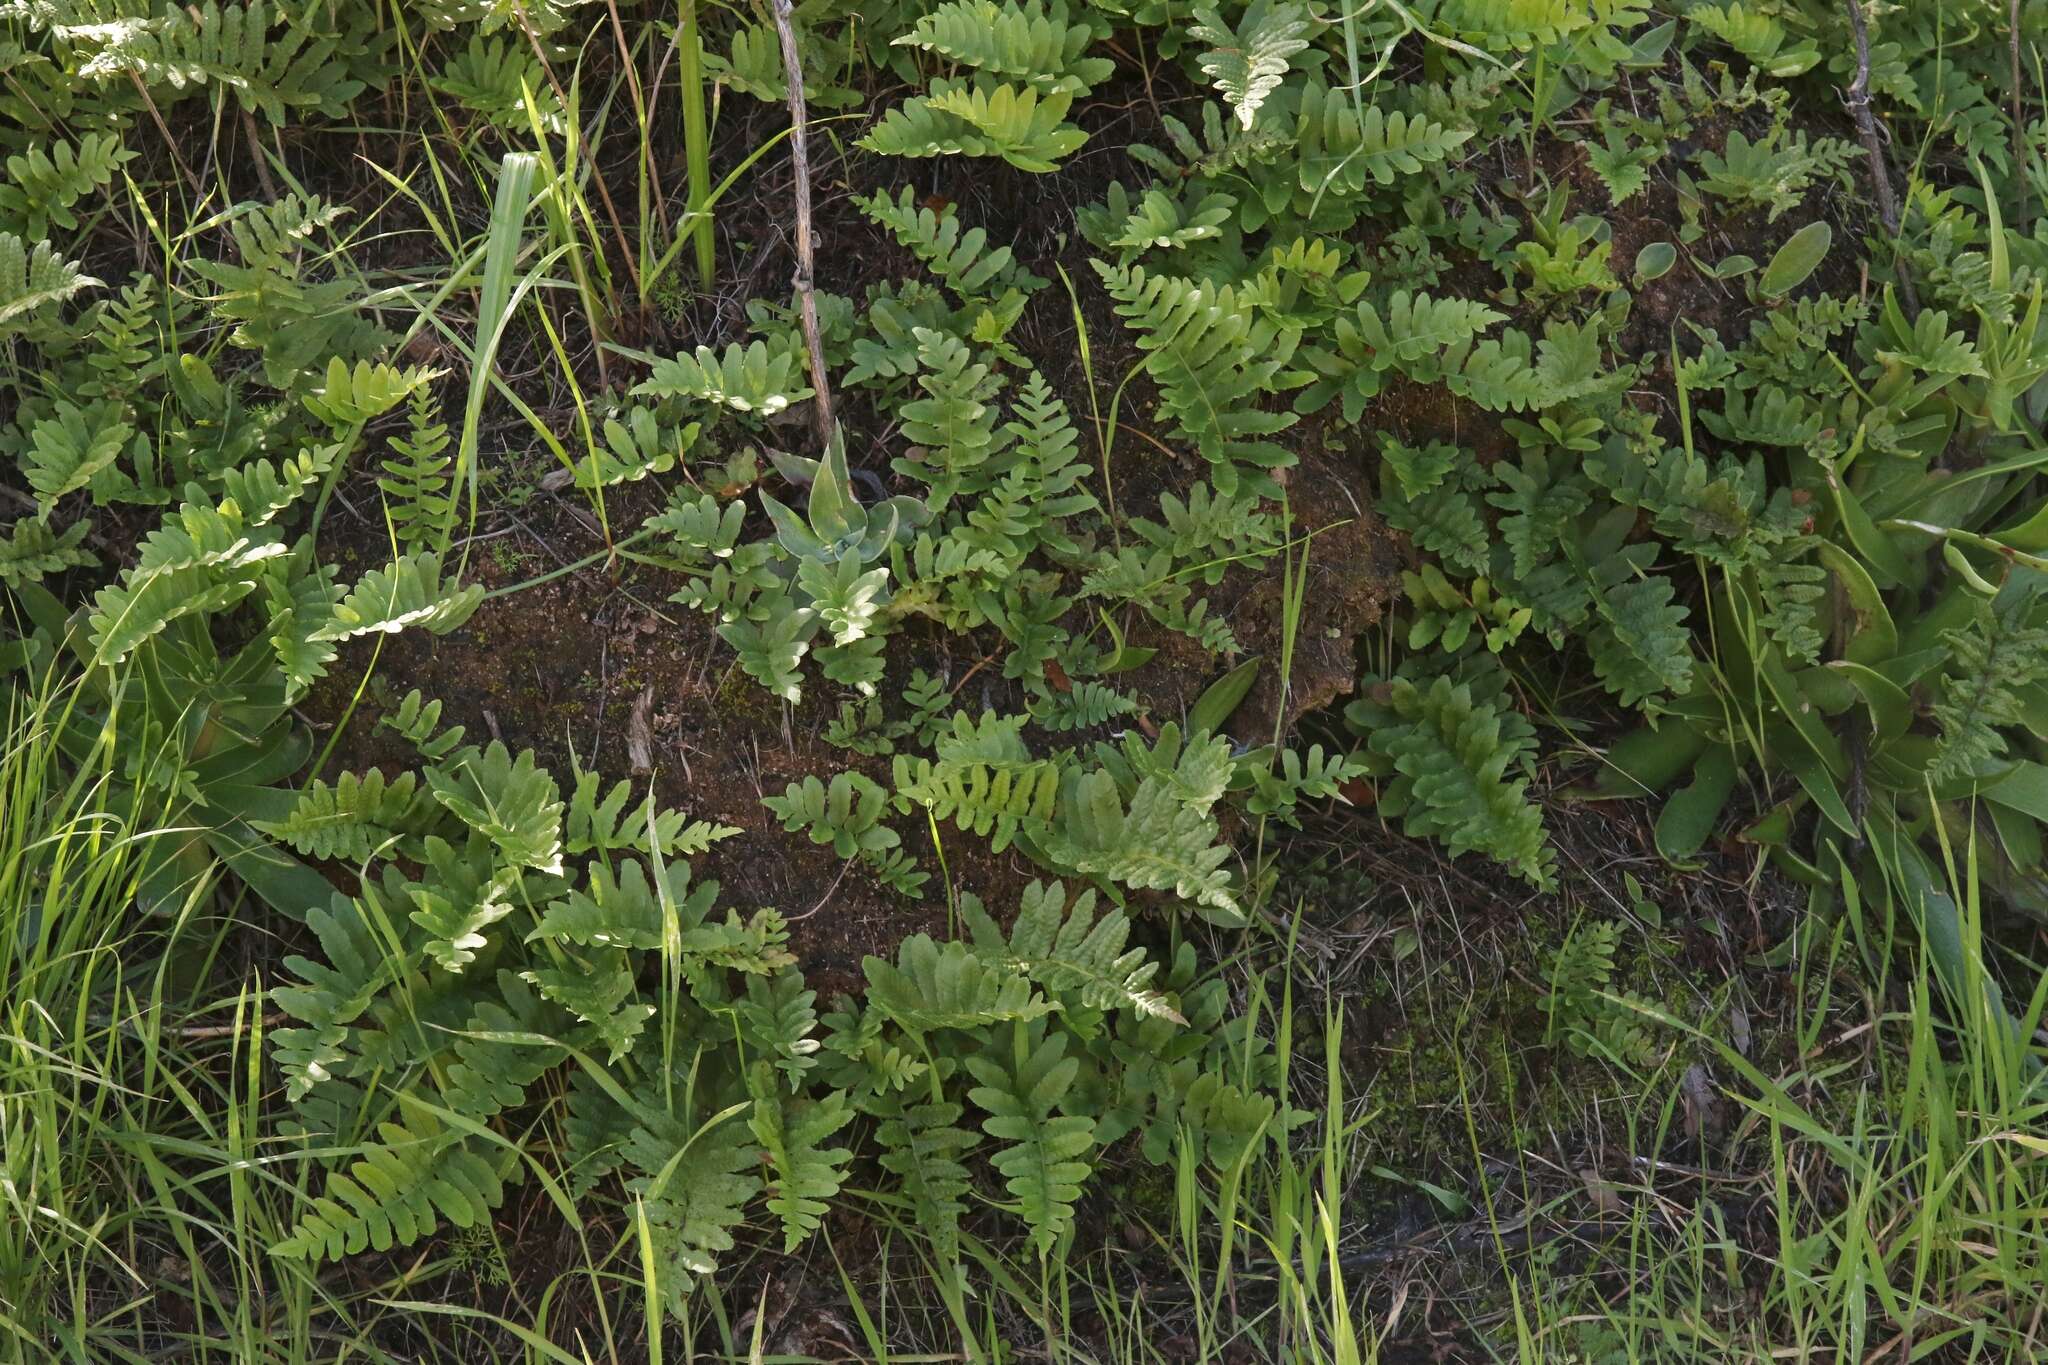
xmin=1346 ymin=673 xmax=1554 ymax=886
xmin=749 ymin=1077 xmax=854 ymax=1251
xmin=764 ymin=773 xmax=900 ymax=860
xmin=271 ymin=893 xmax=389 ymax=1101
xmin=896 ymin=327 xmax=1008 ymax=505
xmin=0 ymin=516 xmax=93 ymax=586
xmin=627 ymin=1116 xmax=760 ymax=1305
xmin=302 ymin=357 xmax=437 ymax=428
xmin=1190 ymin=0 xmax=1311 ymax=131
xmin=1295 ymin=83 xmax=1473 ymax=196
xmin=633 ymin=338 xmax=811 ymax=416
xmin=312 ymin=552 xmax=483 ymax=643
xmin=895 ymin=0 xmax=1110 ymax=92
xmin=527 ymin=856 xmax=710 ymax=953
xmin=1042 ymin=770 xmax=1241 ymax=923
xmin=258 ymin=769 xmax=429 ymax=861
xmin=857 ymin=186 xmax=1045 ymax=301
xmin=20 ymin=399 xmax=132 ymax=510
xmin=272 ymin=1112 xmax=502 ymax=1261
xmin=425 ymin=741 xmax=565 ymax=874
xmin=861 ymin=79 xmax=1089 ymax=173
xmin=0 ymin=232 xmax=98 ymax=333
xmin=875 ymin=1101 xmax=976 ymax=1261
xmin=565 ymin=405 xmax=698 ymax=490
xmin=68 ymin=2 xmax=367 ymax=125
xmin=865 ymin=934 xmax=1056 ymax=1034
xmin=1930 ymin=595 xmax=2048 ymax=782
xmin=564 ymin=771 xmax=740 ymax=858
xmin=1588 ymin=576 xmax=1694 ymax=710
xmin=894 ymin=753 xmax=1060 ymax=852
xmin=966 ymin=880 xmax=1183 ymax=1020
xmin=377 ymin=387 xmax=455 ymax=550
xmin=1093 ymin=260 xmax=1299 ymax=492
xmin=407 ymin=834 xmax=519 ymax=972
xmin=965 ymin=1027 xmax=1095 ymax=1256
xmin=0 ymin=132 xmax=133 ymax=240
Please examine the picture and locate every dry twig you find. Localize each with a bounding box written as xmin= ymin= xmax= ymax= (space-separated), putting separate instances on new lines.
xmin=1842 ymin=0 xmax=1920 ymax=314
xmin=769 ymin=0 xmax=839 ymax=451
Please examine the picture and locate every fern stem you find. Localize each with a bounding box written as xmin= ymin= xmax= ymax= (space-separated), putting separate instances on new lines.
xmin=480 ymin=527 xmax=656 ymax=601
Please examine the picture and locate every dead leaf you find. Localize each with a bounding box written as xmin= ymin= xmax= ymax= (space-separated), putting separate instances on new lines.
xmin=628 ymin=685 xmax=655 ymax=775
xmin=1579 ymin=1168 xmax=1624 ymax=1216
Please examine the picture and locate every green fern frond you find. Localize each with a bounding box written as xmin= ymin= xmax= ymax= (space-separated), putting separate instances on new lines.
xmin=530 ymin=857 xmax=717 ymax=953
xmin=258 ymin=769 xmax=432 ymax=862
xmin=377 ymin=387 xmax=455 ymax=550
xmin=1190 ymin=0 xmax=1310 ymax=131
xmin=302 ymin=357 xmax=439 ymax=428
xmin=634 ymin=338 xmax=812 ymax=415
xmin=749 ymin=1076 xmax=854 ymax=1251
xmin=893 ymin=0 xmax=1111 ymax=93
xmin=861 ymin=80 xmax=1089 ymax=173
xmin=857 ymin=186 xmax=1046 ymax=300
xmin=0 ymin=132 xmax=133 ymax=239
xmin=1347 ymin=674 xmax=1554 ymax=886
xmin=272 ymin=1112 xmax=502 ymax=1261
xmin=965 ymin=1028 xmax=1095 ymax=1255
xmin=1042 ymin=771 xmax=1241 ymax=923
xmin=0 ymin=232 xmax=99 ymax=333
xmin=425 ymin=741 xmax=565 ymax=874
xmin=969 ymin=880 xmax=1183 ymax=1020
xmin=865 ymin=934 xmax=1055 ymax=1034
xmin=875 ymin=1100 xmax=975 ymax=1262
xmin=311 ymin=552 xmax=482 ymax=643
xmin=0 ymin=516 xmax=94 ymax=587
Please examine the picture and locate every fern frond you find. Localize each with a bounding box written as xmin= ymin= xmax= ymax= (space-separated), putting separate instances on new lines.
xmin=750 ymin=1078 xmax=854 ymax=1251
xmin=970 ymin=880 xmax=1183 ymax=1021
xmin=258 ymin=769 xmax=432 ymax=861
xmin=893 ymin=0 xmax=1111 ymax=93
xmin=1190 ymin=0 xmax=1311 ymax=131
xmin=272 ymin=1114 xmax=502 ymax=1261
xmin=634 ymin=338 xmax=812 ymax=415
xmin=864 ymin=934 xmax=1055 ymax=1034
xmin=0 ymin=232 xmax=99 ymax=333
xmin=0 ymin=516 xmax=94 ymax=587
xmin=311 ymin=552 xmax=482 ymax=643
xmin=1348 ymin=674 xmax=1554 ymax=886
xmin=965 ymin=1028 xmax=1095 ymax=1255
xmin=425 ymin=741 xmax=565 ymax=874
xmin=0 ymin=132 xmax=133 ymax=239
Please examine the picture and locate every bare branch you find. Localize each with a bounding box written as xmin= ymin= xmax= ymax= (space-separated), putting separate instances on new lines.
xmin=1842 ymin=0 xmax=1918 ymax=314
xmin=769 ymin=0 xmax=839 ymax=451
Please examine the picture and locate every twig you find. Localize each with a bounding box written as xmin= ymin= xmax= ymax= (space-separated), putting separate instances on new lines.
xmin=1842 ymin=0 xmax=1919 ymax=314
xmin=768 ymin=0 xmax=839 ymax=451
xmin=241 ymin=108 xmax=279 ymax=204
xmin=2014 ymin=0 xmax=2027 ymax=181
